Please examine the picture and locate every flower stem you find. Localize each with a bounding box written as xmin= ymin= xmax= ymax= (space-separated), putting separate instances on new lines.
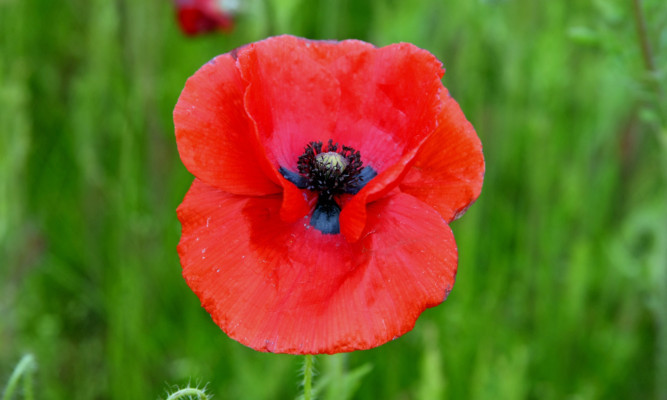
xmin=165 ymin=388 xmax=209 ymax=400
xmin=2 ymin=354 xmax=36 ymax=400
xmin=302 ymin=355 xmax=314 ymax=400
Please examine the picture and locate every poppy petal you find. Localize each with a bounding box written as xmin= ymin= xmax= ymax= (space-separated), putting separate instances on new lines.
xmin=236 ymin=36 xmax=444 ymax=175
xmin=178 ymin=180 xmax=457 ymax=354
xmin=319 ymin=41 xmax=445 ymax=174
xmin=338 ymin=138 xmax=428 ymax=242
xmin=400 ymin=91 xmax=485 ymax=222
xmin=174 ymin=53 xmax=280 ymax=196
xmin=237 ymin=35 xmax=342 ymax=170
xmin=233 ymin=36 xmax=449 ymax=234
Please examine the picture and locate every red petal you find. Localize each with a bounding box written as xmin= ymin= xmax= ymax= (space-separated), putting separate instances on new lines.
xmin=236 ymin=36 xmax=443 ymax=173
xmin=399 ymin=91 xmax=485 ymax=222
xmin=174 ymin=53 xmax=279 ymax=196
xmin=178 ymin=180 xmax=457 ymax=354
xmin=234 ymin=36 xmax=447 ymax=230
xmin=338 ymin=141 xmax=427 ymax=242
xmin=237 ymin=36 xmax=341 ymax=169
xmin=316 ymin=41 xmax=445 ymax=173
xmin=320 ymin=41 xmax=447 ymax=242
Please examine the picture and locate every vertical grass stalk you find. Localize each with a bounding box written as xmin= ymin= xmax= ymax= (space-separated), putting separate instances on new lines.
xmin=2 ymin=354 xmax=36 ymax=400
xmin=632 ymin=2 xmax=667 ymax=399
xmin=632 ymin=0 xmax=666 ymax=121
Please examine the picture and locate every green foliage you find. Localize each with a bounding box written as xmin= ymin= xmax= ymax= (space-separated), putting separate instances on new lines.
xmin=1 ymin=0 xmax=665 ymax=399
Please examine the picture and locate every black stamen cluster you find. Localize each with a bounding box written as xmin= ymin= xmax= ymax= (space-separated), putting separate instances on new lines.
xmin=278 ymin=139 xmax=377 ymax=234
xmin=297 ymin=139 xmax=363 ymax=201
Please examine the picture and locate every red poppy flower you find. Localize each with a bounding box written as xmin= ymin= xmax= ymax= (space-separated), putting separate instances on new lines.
xmin=175 ymin=0 xmax=235 ymax=36
xmin=174 ymin=35 xmax=484 ymax=354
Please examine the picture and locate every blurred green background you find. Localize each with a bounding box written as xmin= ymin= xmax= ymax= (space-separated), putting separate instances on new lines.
xmin=1 ymin=0 xmax=666 ymax=398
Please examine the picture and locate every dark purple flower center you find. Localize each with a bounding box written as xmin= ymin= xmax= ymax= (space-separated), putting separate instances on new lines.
xmin=279 ymin=139 xmax=377 ymax=234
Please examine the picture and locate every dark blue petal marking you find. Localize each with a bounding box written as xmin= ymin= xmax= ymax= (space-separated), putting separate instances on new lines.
xmin=279 ymin=167 xmax=308 ymax=189
xmin=345 ymin=166 xmax=377 ymax=194
xmin=310 ymin=199 xmax=341 ymax=234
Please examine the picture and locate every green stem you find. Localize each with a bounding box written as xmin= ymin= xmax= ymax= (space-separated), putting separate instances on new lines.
xmin=302 ymin=355 xmax=314 ymax=400
xmin=632 ymin=0 xmax=656 ymax=74
xmin=2 ymin=354 xmax=36 ymax=400
xmin=633 ymin=3 xmax=667 ymax=400
xmin=165 ymin=388 xmax=209 ymax=400
xmin=632 ymin=0 xmax=666 ymax=125
xmin=21 ymin=368 xmax=33 ymax=400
